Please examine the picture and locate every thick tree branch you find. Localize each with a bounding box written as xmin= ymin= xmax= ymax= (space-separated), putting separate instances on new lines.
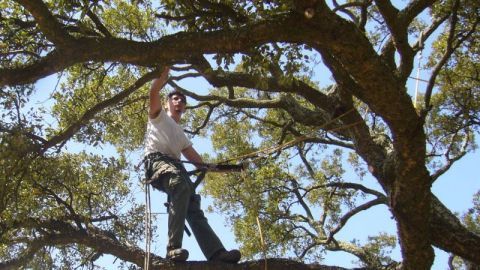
xmin=213 ymin=72 xmax=334 ymax=113
xmin=0 ymin=49 xmax=82 ymax=87
xmin=431 ymin=197 xmax=480 ymax=265
xmin=171 ymin=81 xmax=333 ymax=129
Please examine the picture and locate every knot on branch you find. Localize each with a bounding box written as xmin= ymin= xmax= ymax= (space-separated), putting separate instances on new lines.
xmin=304 ymin=8 xmax=315 ymax=19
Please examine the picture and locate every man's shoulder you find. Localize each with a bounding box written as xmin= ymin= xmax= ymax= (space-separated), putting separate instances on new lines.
xmin=148 ymin=110 xmax=166 ymax=123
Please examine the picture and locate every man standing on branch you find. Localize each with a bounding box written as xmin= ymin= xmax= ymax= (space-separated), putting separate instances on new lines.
xmin=143 ymin=66 xmax=241 ymax=263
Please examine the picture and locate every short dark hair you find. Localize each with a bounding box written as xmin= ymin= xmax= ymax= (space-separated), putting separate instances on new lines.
xmin=167 ymin=90 xmax=187 ymax=104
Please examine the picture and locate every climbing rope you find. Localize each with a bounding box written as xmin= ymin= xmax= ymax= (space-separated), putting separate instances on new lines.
xmin=256 ymin=216 xmax=268 ymax=270
xmin=144 ymin=182 xmax=152 ymax=270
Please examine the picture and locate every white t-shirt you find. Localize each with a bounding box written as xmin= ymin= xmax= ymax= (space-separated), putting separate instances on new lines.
xmin=144 ymin=110 xmax=192 ymax=160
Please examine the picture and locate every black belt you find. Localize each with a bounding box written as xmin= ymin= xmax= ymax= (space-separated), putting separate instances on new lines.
xmin=144 ymin=152 xmax=179 ymax=164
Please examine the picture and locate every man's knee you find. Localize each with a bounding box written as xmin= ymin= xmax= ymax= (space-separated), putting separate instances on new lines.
xmin=187 ymin=194 xmax=207 ymax=220
xmin=189 ymin=194 xmax=202 ymax=209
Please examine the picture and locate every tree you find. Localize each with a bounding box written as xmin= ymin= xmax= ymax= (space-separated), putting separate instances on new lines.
xmin=0 ymin=0 xmax=479 ymax=269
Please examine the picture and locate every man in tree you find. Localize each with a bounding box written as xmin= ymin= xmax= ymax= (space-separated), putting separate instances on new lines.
xmin=143 ymin=67 xmax=241 ymax=263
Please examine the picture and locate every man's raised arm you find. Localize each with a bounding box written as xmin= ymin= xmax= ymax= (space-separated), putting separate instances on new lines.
xmin=149 ymin=67 xmax=170 ymax=119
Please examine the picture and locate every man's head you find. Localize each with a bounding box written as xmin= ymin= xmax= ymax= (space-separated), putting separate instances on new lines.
xmin=166 ymin=90 xmax=187 ymax=117
xmin=167 ymin=90 xmax=187 ymax=104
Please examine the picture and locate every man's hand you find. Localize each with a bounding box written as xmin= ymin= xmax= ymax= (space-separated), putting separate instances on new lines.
xmin=157 ymin=66 xmax=170 ymax=85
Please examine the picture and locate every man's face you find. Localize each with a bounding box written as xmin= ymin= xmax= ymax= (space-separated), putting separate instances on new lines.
xmin=167 ymin=94 xmax=186 ymax=113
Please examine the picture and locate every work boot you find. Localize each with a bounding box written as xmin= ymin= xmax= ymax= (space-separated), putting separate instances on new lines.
xmin=166 ymin=248 xmax=189 ymax=262
xmin=210 ymin=248 xmax=241 ymax=263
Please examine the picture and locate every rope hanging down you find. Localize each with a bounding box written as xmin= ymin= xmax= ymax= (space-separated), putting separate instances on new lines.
xmin=144 ymin=182 xmax=152 ymax=270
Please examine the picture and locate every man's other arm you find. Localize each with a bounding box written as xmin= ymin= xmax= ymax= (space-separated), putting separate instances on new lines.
xmin=182 ymin=146 xmax=205 ymax=168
